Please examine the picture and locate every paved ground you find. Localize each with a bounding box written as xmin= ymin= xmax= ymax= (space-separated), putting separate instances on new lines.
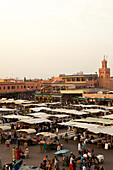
xmin=0 ymin=138 xmax=113 ymax=170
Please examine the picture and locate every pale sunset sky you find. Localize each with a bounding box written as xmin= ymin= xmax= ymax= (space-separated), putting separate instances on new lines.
xmin=0 ymin=0 xmax=113 ymax=79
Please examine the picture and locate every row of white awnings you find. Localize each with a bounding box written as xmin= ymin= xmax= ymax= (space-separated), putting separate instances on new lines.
xmin=83 ymin=109 xmax=106 ymax=113
xmin=29 ymin=107 xmax=107 ymax=116
xmin=52 ymin=108 xmax=88 ymax=115
xmin=72 ymin=117 xmax=113 ymax=125
xmin=74 ymin=104 xmax=113 ymax=111
xmin=29 ymin=107 xmax=52 ymax=112
xmin=17 ymin=129 xmax=36 ymax=134
xmin=18 ymin=118 xmax=51 ymax=124
xmin=58 ymin=121 xmax=100 ymax=129
xmin=2 ymin=115 xmax=30 ymax=120
xmin=28 ymin=112 xmax=70 ymax=118
xmin=88 ymin=126 xmax=113 ymax=136
xmin=58 ymin=121 xmax=113 ymax=136
xmin=0 ymin=108 xmax=16 ymax=112
xmin=102 ymin=114 xmax=113 ymax=120
xmin=0 ymin=125 xmax=11 ymax=131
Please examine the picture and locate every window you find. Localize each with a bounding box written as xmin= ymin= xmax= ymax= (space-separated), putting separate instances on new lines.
xmin=17 ymin=86 xmax=19 ymax=89
xmin=53 ymin=87 xmax=55 ymax=90
xmin=77 ymin=77 xmax=80 ymax=81
xmin=81 ymin=77 xmax=85 ymax=81
xmin=67 ymin=78 xmax=71 ymax=82
xmin=56 ymin=86 xmax=60 ymax=90
xmin=88 ymin=77 xmax=93 ymax=81
xmin=21 ymin=86 xmax=23 ymax=89
xmin=94 ymin=83 xmax=97 ymax=87
xmin=24 ymin=86 xmax=26 ymax=88
xmin=0 ymin=87 xmax=1 ymax=90
xmin=72 ymin=78 xmax=75 ymax=81
xmin=8 ymin=86 xmax=10 ymax=89
xmin=12 ymin=86 xmax=13 ymax=89
xmin=31 ymin=86 xmax=33 ymax=88
xmin=61 ymin=86 xmax=65 ymax=90
xmin=3 ymin=86 xmax=5 ymax=90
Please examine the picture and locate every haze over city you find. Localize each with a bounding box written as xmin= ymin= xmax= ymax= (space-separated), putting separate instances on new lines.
xmin=0 ymin=0 xmax=113 ymax=79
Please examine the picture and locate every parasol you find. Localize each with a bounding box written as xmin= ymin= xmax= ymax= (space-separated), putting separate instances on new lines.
xmin=54 ymin=149 xmax=70 ymax=155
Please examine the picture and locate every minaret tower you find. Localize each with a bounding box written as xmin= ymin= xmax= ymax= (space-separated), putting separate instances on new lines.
xmin=99 ymin=56 xmax=110 ymax=89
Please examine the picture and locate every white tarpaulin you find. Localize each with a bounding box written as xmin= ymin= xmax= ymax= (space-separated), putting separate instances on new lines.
xmin=17 ymin=129 xmax=36 ymax=134
xmin=52 ymin=109 xmax=88 ymax=115
xmin=58 ymin=121 xmax=99 ymax=129
xmin=0 ymin=125 xmax=11 ymax=131
xmin=2 ymin=115 xmax=30 ymax=120
xmin=102 ymin=114 xmax=113 ymax=120
xmin=0 ymin=108 xmax=16 ymax=112
xmin=72 ymin=117 xmax=113 ymax=125
xmin=88 ymin=126 xmax=113 ymax=136
xmin=18 ymin=118 xmax=51 ymax=124
xmin=36 ymin=132 xmax=56 ymax=137
xmin=83 ymin=109 xmax=106 ymax=113
xmin=29 ymin=107 xmax=52 ymax=112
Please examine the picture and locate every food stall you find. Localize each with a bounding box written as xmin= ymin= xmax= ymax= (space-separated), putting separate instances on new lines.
xmin=17 ymin=129 xmax=37 ymax=146
xmin=36 ymin=132 xmax=58 ymax=150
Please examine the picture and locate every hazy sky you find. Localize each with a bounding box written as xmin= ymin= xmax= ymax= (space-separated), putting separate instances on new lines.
xmin=0 ymin=0 xmax=113 ymax=79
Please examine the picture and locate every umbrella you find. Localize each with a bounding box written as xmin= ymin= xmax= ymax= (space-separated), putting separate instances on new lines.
xmin=13 ymin=160 xmax=23 ymax=170
xmin=83 ymin=154 xmax=87 ymax=158
xmin=87 ymin=149 xmax=92 ymax=154
xmin=54 ymin=149 xmax=70 ymax=155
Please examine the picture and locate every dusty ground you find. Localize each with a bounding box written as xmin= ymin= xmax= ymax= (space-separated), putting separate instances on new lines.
xmin=0 ymin=138 xmax=113 ymax=170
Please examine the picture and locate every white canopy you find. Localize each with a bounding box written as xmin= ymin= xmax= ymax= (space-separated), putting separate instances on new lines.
xmin=102 ymin=114 xmax=113 ymax=120
xmin=52 ymin=109 xmax=88 ymax=116
xmin=27 ymin=112 xmax=47 ymax=116
xmin=83 ymin=109 xmax=106 ymax=113
xmin=0 ymin=125 xmax=11 ymax=131
xmin=58 ymin=121 xmax=99 ymax=129
xmin=46 ymin=102 xmax=61 ymax=105
xmin=36 ymin=132 xmax=56 ymax=138
xmin=0 ymin=108 xmax=16 ymax=112
xmin=73 ymin=117 xmax=113 ymax=125
xmin=17 ymin=129 xmax=36 ymax=134
xmin=2 ymin=115 xmax=30 ymax=120
xmin=88 ymin=126 xmax=113 ymax=136
xmin=18 ymin=118 xmax=51 ymax=124
xmin=22 ymin=103 xmax=47 ymax=107
xmin=27 ymin=112 xmax=69 ymax=119
xmin=29 ymin=107 xmax=52 ymax=112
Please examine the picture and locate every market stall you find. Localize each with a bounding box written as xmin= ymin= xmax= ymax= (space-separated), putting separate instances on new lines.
xmin=17 ymin=129 xmax=37 ymax=145
xmin=36 ymin=132 xmax=58 ymax=150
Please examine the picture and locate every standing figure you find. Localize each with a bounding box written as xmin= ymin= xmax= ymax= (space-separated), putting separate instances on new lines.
xmin=5 ymin=139 xmax=10 ymax=148
xmin=12 ymin=147 xmax=16 ymax=160
xmin=44 ymin=142 xmax=47 ymax=153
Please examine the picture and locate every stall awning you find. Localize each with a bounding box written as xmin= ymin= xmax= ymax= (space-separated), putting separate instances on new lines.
xmin=17 ymin=129 xmax=36 ymax=134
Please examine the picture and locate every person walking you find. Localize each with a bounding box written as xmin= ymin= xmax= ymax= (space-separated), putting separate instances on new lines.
xmin=44 ymin=141 xmax=47 ymax=153
xmin=78 ymin=142 xmax=82 ymax=155
xmin=12 ymin=147 xmax=16 ymax=160
xmin=5 ymin=139 xmax=10 ymax=148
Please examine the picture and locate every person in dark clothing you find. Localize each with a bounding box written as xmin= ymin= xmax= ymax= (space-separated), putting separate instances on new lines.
xmin=72 ymin=159 xmax=76 ymax=170
xmin=65 ymin=133 xmax=68 ymax=143
xmin=99 ymin=166 xmax=104 ymax=170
